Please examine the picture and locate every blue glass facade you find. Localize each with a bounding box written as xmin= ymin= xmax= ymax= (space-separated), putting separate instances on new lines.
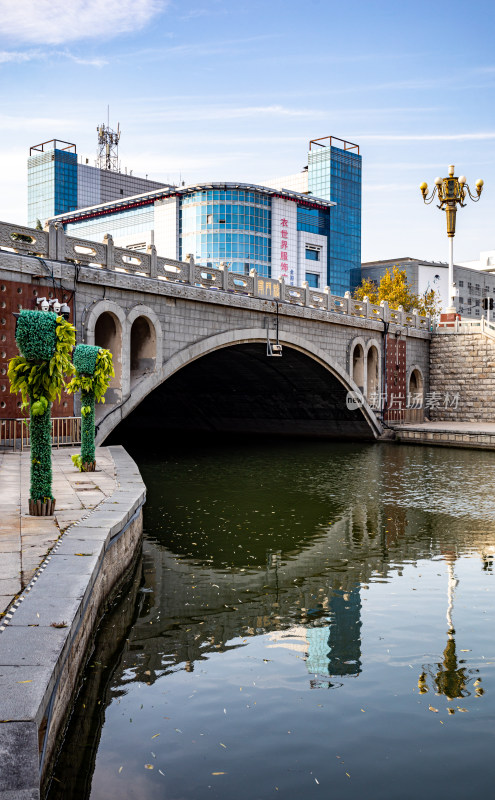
xmin=308 ymin=145 xmax=362 ymax=295
xmin=179 ymin=189 xmax=271 ymax=277
xmin=28 ymin=149 xmax=77 ymax=228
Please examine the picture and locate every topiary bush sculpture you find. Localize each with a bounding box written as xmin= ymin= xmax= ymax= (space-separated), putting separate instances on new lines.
xmin=67 ymin=344 xmax=114 ymax=471
xmin=8 ymin=310 xmax=76 ymax=515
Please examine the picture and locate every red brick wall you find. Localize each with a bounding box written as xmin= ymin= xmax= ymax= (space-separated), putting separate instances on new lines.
xmin=0 ymin=278 xmax=74 ymax=419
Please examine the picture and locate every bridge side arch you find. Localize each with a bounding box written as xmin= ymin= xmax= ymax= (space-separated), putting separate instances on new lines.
xmin=95 ymin=327 xmax=383 ymax=444
xmin=126 ymin=305 xmax=163 ymax=389
xmin=365 ymin=338 xmax=382 ymax=403
xmin=407 ymin=364 xmax=425 ymax=409
xmin=349 ymin=336 xmax=382 ymax=402
xmin=85 ymin=300 xmax=127 ymax=401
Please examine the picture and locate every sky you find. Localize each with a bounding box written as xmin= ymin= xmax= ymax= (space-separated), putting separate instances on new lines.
xmin=0 ymin=0 xmax=494 ymax=263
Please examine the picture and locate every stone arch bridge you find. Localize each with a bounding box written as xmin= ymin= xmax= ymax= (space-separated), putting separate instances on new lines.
xmin=0 ymin=220 xmax=431 ymax=441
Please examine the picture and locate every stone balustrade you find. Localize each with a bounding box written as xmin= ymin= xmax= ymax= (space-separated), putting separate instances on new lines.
xmin=0 ymin=219 xmax=431 ymax=329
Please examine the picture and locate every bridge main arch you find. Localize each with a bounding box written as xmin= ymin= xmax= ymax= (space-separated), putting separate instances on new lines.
xmin=96 ymin=327 xmax=383 ymax=443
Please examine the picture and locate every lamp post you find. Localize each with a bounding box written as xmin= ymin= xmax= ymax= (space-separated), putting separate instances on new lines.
xmin=420 ymin=166 xmax=484 ymax=313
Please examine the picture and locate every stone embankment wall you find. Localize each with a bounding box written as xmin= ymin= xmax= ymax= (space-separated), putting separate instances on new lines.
xmin=0 ymin=446 xmax=146 ymax=800
xmin=430 ymin=333 xmax=495 ymax=421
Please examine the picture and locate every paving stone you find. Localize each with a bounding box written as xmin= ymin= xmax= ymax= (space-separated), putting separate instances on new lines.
xmin=7 ymin=595 xmax=83 ymax=630
xmin=0 ymin=580 xmax=21 ymax=597
xmin=0 ymin=666 xmax=54 ymax=724
xmin=0 ymin=721 xmax=40 ymax=796
xmin=0 ymin=626 xmax=70 ymax=667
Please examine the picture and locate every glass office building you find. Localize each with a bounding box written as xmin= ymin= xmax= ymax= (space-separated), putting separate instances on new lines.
xmin=27 ymin=142 xmax=78 ymax=228
xmin=308 ymin=137 xmax=362 ymax=295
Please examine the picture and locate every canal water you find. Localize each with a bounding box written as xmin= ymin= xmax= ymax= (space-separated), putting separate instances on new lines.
xmin=46 ymin=440 xmax=495 ymax=800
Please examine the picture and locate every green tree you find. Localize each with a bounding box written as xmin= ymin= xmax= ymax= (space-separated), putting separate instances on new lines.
xmin=354 ymin=266 xmax=441 ymax=317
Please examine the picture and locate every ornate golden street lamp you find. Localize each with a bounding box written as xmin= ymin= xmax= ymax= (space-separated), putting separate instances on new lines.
xmin=420 ymin=166 xmax=484 ymax=312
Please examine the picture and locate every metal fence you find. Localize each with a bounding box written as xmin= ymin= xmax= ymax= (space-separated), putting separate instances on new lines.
xmin=0 ymin=417 xmax=81 ymax=451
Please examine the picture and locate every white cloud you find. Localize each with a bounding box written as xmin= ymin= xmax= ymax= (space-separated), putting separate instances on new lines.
xmin=0 ymin=50 xmax=41 ymax=64
xmin=0 ymin=0 xmax=166 ymax=45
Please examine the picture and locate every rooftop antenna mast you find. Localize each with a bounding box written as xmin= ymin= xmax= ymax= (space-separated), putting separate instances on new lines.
xmin=96 ymin=108 xmax=120 ymax=171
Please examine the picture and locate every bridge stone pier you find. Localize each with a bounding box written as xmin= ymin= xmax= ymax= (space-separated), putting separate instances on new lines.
xmin=0 ymin=220 xmax=431 ymax=442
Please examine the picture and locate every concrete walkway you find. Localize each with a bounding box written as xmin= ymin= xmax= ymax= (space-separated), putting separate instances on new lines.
xmin=0 ymin=448 xmax=116 ymax=618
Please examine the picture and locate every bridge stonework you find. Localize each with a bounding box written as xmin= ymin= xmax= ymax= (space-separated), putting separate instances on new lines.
xmin=0 ymin=220 xmax=431 ymax=442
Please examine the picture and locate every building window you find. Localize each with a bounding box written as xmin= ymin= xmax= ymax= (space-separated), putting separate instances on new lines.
xmin=458 ymin=280 xmax=464 ymax=287
xmin=475 ymin=299 xmax=480 ymax=307
xmin=305 ymin=272 xmax=319 ymax=288
xmin=467 ymin=297 xmax=472 ymax=305
xmin=305 ymin=246 xmax=320 ymax=261
xmin=458 ymin=296 xmax=464 ymax=304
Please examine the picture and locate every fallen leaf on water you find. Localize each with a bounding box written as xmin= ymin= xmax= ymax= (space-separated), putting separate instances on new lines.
xmin=346 ymin=773 xmax=350 ymax=778
xmin=151 ymin=733 xmax=160 ymax=739
xmin=17 ymin=680 xmax=32 ymax=684
xmin=315 ymin=778 xmax=320 ymax=784
xmin=144 ymin=764 xmax=154 ymax=770
xmin=220 ymin=743 xmax=227 ymax=749
xmin=159 ymin=770 xmax=165 ymax=776
xmin=429 ymin=706 xmax=439 ymax=713
xmin=457 ymin=707 xmax=468 ymax=712
xmin=212 ymin=772 xmax=226 ymax=776
xmin=118 ymin=766 xmax=123 ymax=774
xmin=361 ymin=709 xmax=365 ymax=713
xmin=460 ymin=649 xmax=471 ymax=652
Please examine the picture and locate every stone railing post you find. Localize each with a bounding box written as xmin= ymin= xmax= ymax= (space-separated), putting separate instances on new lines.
xmin=412 ymin=308 xmax=419 ymax=328
xmin=344 ymin=290 xmax=352 ymax=315
xmin=219 ymin=262 xmax=229 ymax=292
xmin=303 ymin=281 xmax=311 ymax=307
xmin=146 ymin=243 xmax=157 ymax=278
xmin=279 ymin=275 xmax=286 ymax=302
xmin=380 ymin=299 xmax=390 ymax=323
xmin=397 ymin=304 xmax=404 ymax=325
xmin=55 ymin=222 xmax=65 ymax=261
xmin=103 ymin=233 xmax=114 ymax=269
xmin=186 ymin=254 xmax=195 ymax=285
xmin=363 ymin=295 xmax=370 ymax=319
xmin=324 ymin=285 xmax=332 ymax=311
xmin=46 ymin=221 xmax=57 ymax=260
xmin=250 ymin=268 xmax=258 ymax=297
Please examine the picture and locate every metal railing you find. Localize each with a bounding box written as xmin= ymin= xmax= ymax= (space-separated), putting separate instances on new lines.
xmin=0 ymin=219 xmax=431 ymax=331
xmin=0 ymin=416 xmax=81 ymax=451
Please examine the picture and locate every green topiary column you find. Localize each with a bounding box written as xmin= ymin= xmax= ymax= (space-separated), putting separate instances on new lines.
xmin=29 ymin=391 xmax=53 ymax=505
xmin=67 ymin=344 xmax=114 ymax=472
xmin=8 ymin=310 xmax=76 ymax=515
xmin=80 ymin=390 xmax=96 ymax=467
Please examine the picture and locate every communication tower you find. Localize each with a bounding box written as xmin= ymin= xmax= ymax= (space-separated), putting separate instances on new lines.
xmin=96 ymin=119 xmax=120 ymax=171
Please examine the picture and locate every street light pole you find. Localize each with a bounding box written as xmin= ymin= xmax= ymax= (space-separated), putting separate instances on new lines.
xmin=420 ymin=165 xmax=484 ymax=314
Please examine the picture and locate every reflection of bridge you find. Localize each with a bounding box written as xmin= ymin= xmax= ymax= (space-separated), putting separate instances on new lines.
xmin=0 ymin=220 xmax=430 ymax=441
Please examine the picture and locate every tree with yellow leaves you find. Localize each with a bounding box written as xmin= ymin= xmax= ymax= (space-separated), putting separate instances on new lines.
xmin=354 ymin=266 xmax=441 ymax=317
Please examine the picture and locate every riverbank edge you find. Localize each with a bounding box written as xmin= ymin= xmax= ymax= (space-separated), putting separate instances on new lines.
xmin=0 ymin=445 xmax=146 ymax=800
xmin=391 ymin=422 xmax=495 ymax=450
